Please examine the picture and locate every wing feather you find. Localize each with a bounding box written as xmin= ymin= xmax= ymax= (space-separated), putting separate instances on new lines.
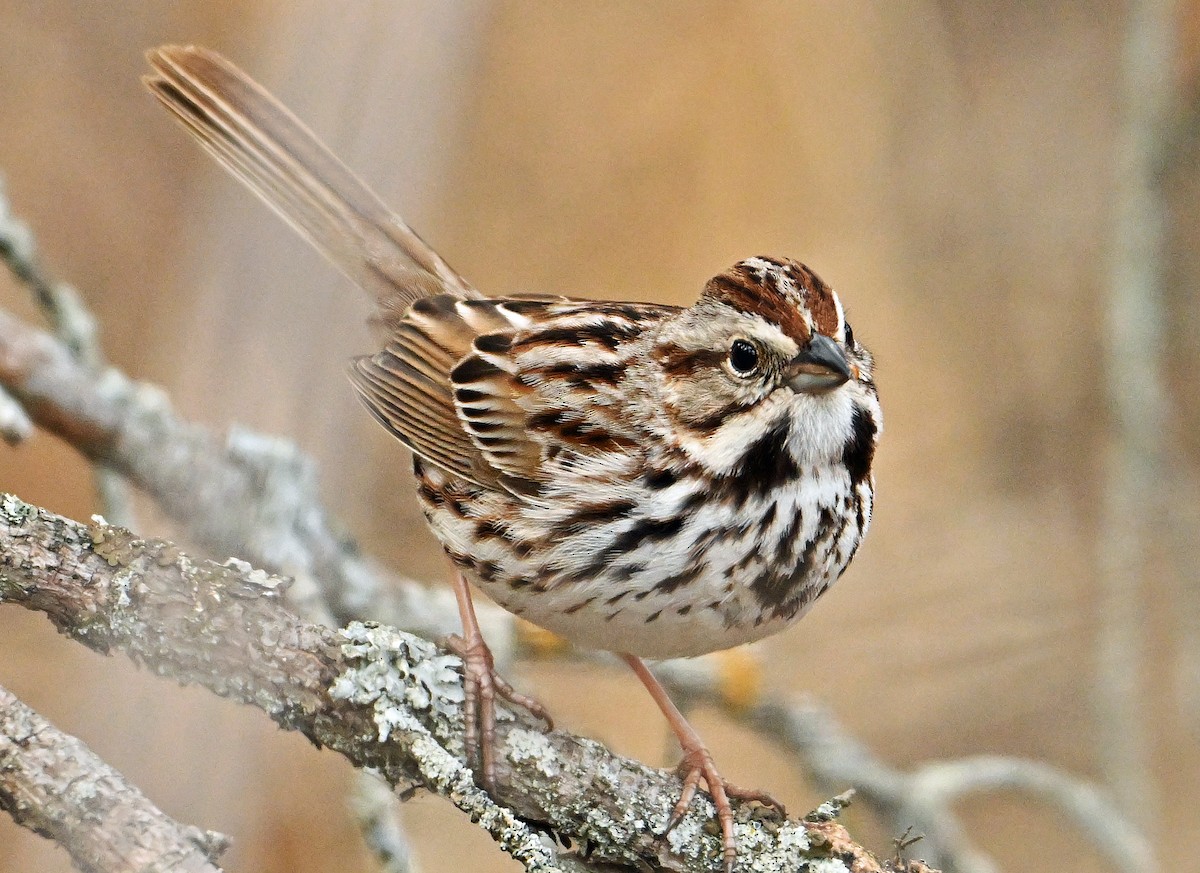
xmin=348 ymin=354 xmax=481 ymax=483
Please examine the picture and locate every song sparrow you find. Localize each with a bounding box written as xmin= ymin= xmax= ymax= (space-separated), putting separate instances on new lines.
xmin=145 ymin=46 xmax=881 ymax=871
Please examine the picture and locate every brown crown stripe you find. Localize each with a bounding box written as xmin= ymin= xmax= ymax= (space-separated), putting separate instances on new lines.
xmin=703 ymin=272 xmax=810 ymax=344
xmin=794 ymin=268 xmax=841 ymax=335
xmin=702 ymin=258 xmax=843 ymax=343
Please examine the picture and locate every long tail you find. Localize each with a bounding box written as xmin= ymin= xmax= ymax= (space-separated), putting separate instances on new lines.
xmin=144 ymin=45 xmax=476 ymax=312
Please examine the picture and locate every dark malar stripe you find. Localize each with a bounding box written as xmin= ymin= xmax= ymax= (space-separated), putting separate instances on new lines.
xmin=722 ymin=419 xmax=800 ymax=505
xmin=843 ymin=405 xmax=878 ymax=487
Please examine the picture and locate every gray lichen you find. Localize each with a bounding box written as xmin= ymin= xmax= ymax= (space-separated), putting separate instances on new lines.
xmin=332 ymin=621 xmax=465 ymax=743
xmin=328 ymin=621 xmax=565 ymax=872
xmin=506 ymin=728 xmax=560 ymax=778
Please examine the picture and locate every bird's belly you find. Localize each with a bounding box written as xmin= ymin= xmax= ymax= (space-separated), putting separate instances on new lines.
xmin=495 ymin=573 xmax=811 ymax=659
xmin=418 ymin=463 xmax=866 ymax=659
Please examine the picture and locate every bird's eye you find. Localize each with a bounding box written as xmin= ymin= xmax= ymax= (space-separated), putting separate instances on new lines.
xmin=728 ymin=339 xmax=760 ymax=376
xmin=843 ymin=322 xmax=855 ymax=347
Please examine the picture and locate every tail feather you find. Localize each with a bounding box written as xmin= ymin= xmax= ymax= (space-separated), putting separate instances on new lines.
xmin=144 ymin=45 xmax=475 ymax=310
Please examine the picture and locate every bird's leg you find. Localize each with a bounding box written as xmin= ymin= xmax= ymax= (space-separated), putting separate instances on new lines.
xmin=621 ymin=654 xmax=786 ymax=873
xmin=445 ymin=572 xmax=552 ymax=791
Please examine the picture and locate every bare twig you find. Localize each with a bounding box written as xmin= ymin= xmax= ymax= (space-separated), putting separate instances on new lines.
xmin=910 ymin=756 xmax=1151 ymax=873
xmin=0 ymin=682 xmax=229 ymax=873
xmin=0 ymin=179 xmax=132 ymax=524
xmin=653 ymin=659 xmax=1152 ymax=873
xmin=1098 ymin=0 xmax=1175 ymax=833
xmin=0 ymin=493 xmax=902 ymax=873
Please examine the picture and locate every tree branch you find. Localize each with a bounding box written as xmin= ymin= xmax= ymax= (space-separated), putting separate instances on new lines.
xmin=0 ymin=304 xmax=384 ymax=628
xmin=0 ymin=682 xmax=228 ymax=873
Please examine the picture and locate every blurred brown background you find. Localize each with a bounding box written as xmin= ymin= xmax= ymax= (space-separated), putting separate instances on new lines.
xmin=1 ymin=2 xmax=1198 ymax=871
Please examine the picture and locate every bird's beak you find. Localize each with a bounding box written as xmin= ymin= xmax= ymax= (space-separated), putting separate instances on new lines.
xmin=786 ymin=334 xmax=853 ymax=394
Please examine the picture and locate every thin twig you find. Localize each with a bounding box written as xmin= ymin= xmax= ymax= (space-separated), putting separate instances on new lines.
xmin=653 ymin=658 xmax=1152 ymax=873
xmin=0 ymin=178 xmax=133 ymax=525
xmin=1098 ymin=0 xmax=1174 ymax=834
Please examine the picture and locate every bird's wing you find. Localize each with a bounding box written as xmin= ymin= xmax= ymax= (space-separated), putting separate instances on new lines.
xmin=348 ymin=295 xmax=556 ymax=488
xmin=350 ymin=296 xmax=670 ymax=491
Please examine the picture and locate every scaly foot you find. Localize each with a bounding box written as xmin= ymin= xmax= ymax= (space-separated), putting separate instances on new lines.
xmin=444 ymin=630 xmax=553 ymax=791
xmin=664 ymin=743 xmax=787 ymax=873
xmin=622 ymin=653 xmax=784 ymax=872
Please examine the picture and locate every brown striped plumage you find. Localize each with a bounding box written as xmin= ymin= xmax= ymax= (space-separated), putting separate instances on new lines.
xmin=145 ymin=46 xmax=881 ymax=873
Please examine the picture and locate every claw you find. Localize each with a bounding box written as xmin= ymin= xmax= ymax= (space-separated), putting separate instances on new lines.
xmin=665 ymin=747 xmax=788 ymax=873
xmin=444 ymin=631 xmax=550 ymax=792
xmin=671 ymin=746 xmax=737 ymax=873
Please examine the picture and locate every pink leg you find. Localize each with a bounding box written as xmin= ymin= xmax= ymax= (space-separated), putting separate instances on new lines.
xmin=445 ymin=572 xmax=552 ymax=792
xmin=622 ymin=654 xmax=785 ymax=873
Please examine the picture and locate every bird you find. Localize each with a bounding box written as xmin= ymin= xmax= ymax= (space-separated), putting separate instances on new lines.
xmin=144 ymin=45 xmax=881 ymax=872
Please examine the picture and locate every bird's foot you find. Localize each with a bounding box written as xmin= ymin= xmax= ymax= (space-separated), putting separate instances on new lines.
xmin=665 ymin=744 xmax=787 ymax=873
xmin=445 ymin=631 xmax=553 ymax=792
